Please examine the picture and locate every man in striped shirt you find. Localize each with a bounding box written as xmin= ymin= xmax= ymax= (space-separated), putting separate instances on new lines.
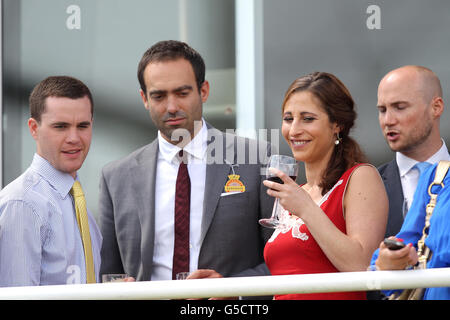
xmin=0 ymin=76 xmax=102 ymax=287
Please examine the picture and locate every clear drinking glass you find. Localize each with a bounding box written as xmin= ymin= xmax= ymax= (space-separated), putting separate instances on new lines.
xmin=102 ymin=274 xmax=128 ymax=283
xmin=259 ymin=155 xmax=298 ymax=229
xmin=176 ymin=272 xmax=192 ymax=280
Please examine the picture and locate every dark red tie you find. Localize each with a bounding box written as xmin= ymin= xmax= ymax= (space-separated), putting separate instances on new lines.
xmin=172 ymin=150 xmax=190 ymax=279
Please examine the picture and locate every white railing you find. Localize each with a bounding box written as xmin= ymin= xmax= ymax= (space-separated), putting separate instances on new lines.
xmin=0 ymin=268 xmax=449 ymax=300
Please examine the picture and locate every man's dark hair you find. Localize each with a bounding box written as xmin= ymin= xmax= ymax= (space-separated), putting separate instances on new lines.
xmin=29 ymin=76 xmax=94 ymax=122
xmin=137 ymin=40 xmax=206 ymax=94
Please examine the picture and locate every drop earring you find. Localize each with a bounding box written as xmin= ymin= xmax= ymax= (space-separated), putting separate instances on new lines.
xmin=335 ymin=132 xmax=342 ymax=145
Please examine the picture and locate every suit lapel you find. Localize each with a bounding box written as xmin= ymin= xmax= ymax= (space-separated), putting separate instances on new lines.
xmin=381 ymin=158 xmax=405 ymax=236
xmin=130 ymin=140 xmax=158 ymax=280
xmin=200 ymin=127 xmax=234 ymax=245
xmin=381 ymin=158 xmax=404 ymax=203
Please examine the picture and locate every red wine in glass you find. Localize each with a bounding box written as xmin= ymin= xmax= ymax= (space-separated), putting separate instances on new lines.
xmin=259 ymin=155 xmax=299 ymax=229
xmin=267 ymin=176 xmax=297 ymax=184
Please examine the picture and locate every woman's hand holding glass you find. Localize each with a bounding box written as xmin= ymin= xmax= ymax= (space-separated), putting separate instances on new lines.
xmin=262 ymin=168 xmax=315 ymax=221
xmin=259 ymin=155 xmax=299 ymax=228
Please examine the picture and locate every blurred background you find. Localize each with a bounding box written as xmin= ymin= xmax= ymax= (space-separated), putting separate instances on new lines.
xmin=2 ymin=0 xmax=450 ymax=218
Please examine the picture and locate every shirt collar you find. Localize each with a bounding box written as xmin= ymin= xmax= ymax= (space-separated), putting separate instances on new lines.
xmin=396 ymin=153 xmax=417 ymax=177
xmin=158 ymin=118 xmax=208 ymax=164
xmin=427 ymin=139 xmax=450 ymax=163
xmin=396 ymin=138 xmax=450 ymax=177
xmin=30 ymin=153 xmax=76 ymax=198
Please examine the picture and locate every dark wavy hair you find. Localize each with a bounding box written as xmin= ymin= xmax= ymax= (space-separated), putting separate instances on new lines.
xmin=282 ymin=72 xmax=367 ymax=195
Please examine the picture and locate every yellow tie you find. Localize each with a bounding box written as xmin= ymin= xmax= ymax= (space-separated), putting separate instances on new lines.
xmin=70 ymin=181 xmax=96 ymax=283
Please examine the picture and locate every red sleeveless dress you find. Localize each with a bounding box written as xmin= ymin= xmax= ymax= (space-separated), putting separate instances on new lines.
xmin=264 ymin=164 xmax=367 ymax=300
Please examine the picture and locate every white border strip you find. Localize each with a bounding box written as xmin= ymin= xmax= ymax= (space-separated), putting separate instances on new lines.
xmin=178 ymin=0 xmax=188 ymax=42
xmin=1 ymin=268 xmax=450 ymax=300
xmin=235 ymin=0 xmax=263 ymax=139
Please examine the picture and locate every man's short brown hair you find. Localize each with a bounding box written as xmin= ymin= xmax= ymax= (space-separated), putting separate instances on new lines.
xmin=29 ymin=76 xmax=94 ymax=122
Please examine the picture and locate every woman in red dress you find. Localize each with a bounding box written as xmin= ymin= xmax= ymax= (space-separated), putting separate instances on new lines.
xmin=263 ymin=72 xmax=388 ymax=300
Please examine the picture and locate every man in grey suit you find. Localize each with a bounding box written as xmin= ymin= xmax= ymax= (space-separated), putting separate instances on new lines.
xmin=98 ymin=40 xmax=274 ymax=287
xmin=377 ymin=65 xmax=450 ymax=237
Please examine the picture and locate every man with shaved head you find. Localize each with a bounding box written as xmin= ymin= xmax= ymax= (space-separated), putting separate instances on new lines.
xmin=377 ymin=65 xmax=450 ymax=237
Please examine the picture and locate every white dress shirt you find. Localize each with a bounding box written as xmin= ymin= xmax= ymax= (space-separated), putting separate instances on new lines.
xmin=151 ymin=119 xmax=208 ymax=280
xmin=397 ymin=139 xmax=450 ymax=215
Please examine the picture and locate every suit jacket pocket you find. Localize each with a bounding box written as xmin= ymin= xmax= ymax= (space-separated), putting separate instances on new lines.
xmin=217 ymin=191 xmax=250 ymax=208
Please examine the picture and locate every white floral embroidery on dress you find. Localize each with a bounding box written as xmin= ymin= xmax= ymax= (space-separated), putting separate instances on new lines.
xmin=291 ymin=217 xmax=309 ymax=241
xmin=268 ymin=180 xmax=344 ymax=243
xmin=268 ymin=207 xmax=309 ymax=242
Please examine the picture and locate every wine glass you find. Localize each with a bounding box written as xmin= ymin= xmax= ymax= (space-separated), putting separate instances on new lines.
xmin=259 ymin=155 xmax=299 ymax=229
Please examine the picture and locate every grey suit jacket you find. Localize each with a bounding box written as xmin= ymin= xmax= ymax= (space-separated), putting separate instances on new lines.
xmin=378 ymin=159 xmax=404 ymax=238
xmin=98 ymin=125 xmax=275 ymax=281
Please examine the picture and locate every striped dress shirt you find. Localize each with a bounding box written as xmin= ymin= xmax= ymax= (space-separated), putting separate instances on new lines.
xmin=0 ymin=154 xmax=102 ymax=287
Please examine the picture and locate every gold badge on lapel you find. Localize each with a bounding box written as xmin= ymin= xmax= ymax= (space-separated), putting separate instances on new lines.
xmin=224 ymin=174 xmax=246 ymax=193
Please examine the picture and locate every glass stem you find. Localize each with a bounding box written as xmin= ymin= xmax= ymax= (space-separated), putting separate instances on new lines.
xmin=271 ymin=198 xmax=280 ymax=220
